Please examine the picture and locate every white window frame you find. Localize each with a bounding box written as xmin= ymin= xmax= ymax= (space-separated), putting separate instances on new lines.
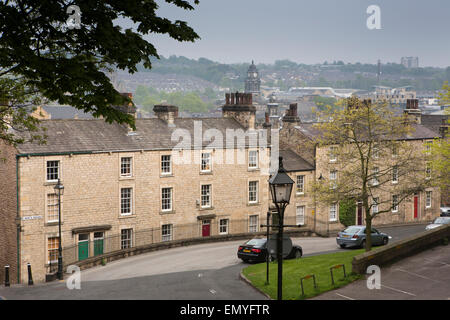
xmin=161 ymin=187 xmax=173 ymax=212
xmin=329 ymin=146 xmax=337 ymax=162
xmin=249 ymin=215 xmax=259 ymax=232
xmin=201 ymin=184 xmax=212 ymax=208
xmin=47 ymin=237 xmax=59 ymax=264
xmin=296 ymin=175 xmax=305 ymax=194
xmin=329 ymin=170 xmax=337 ymax=189
xmin=248 ymin=181 xmax=259 ymax=204
xmin=296 ymin=205 xmax=305 ymax=226
xmin=46 ymin=160 xmax=60 ymax=182
xmin=162 ymin=224 xmax=173 ymax=242
xmin=120 ymin=157 xmax=133 ymax=177
xmin=392 ymin=195 xmax=399 ymax=213
xmin=426 ymin=191 xmax=432 ymax=208
xmin=372 ymin=197 xmax=379 ymax=214
xmin=329 ymin=203 xmax=337 ymax=222
xmin=201 ymin=152 xmax=212 ymax=172
xmin=425 ymin=162 xmax=431 ymax=180
xmin=248 ymin=150 xmax=259 ymax=169
xmin=372 ymin=167 xmax=379 ymax=186
xmin=161 ymin=155 xmax=172 ymax=175
xmin=120 ymin=228 xmax=133 ymax=249
xmin=46 ymin=193 xmax=59 ymax=223
xmin=120 ymin=187 xmax=133 ymax=216
xmin=392 ymin=166 xmax=398 ymax=184
xmin=219 ymin=219 xmax=229 ymax=235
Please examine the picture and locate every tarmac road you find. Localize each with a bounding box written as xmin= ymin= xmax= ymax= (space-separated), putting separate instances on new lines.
xmin=0 ymin=223 xmax=432 ymax=300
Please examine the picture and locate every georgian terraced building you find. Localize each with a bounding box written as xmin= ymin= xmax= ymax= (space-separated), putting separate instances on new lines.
xmin=1 ymin=93 xmax=278 ymax=284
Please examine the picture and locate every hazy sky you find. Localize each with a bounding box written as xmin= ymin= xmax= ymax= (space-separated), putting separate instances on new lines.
xmin=135 ymin=0 xmax=450 ymax=67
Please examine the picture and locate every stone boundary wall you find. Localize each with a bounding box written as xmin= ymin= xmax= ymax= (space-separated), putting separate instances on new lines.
xmin=352 ymin=225 xmax=450 ymax=274
xmin=70 ymin=229 xmax=315 ymax=273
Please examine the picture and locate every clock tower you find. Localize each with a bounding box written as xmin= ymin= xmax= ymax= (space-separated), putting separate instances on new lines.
xmin=244 ymin=60 xmax=261 ymax=94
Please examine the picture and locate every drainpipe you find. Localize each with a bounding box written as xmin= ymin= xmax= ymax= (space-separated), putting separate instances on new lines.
xmin=15 ymin=155 xmax=21 ymax=284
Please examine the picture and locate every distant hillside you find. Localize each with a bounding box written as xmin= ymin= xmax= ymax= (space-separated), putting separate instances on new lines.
xmin=136 ymin=55 xmax=450 ymax=92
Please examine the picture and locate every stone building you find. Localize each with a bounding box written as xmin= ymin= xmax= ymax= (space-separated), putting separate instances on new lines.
xmin=279 ymin=101 xmax=442 ymax=233
xmin=0 ymin=92 xmax=275 ymax=284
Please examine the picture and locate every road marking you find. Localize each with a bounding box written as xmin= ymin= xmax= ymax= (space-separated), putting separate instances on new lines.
xmin=335 ymin=293 xmax=355 ymax=300
xmin=209 ymin=289 xmax=217 ymax=295
xmin=423 ymin=258 xmax=450 ymax=267
xmin=381 ymin=284 xmax=416 ymax=296
xmin=394 ymin=268 xmax=441 ymax=283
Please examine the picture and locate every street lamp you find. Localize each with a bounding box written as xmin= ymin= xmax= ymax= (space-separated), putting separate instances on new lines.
xmin=268 ymin=156 xmax=294 ymax=300
xmin=54 ymin=179 xmax=64 ymax=280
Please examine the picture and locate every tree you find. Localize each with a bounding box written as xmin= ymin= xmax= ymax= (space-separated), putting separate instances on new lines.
xmin=0 ymin=77 xmax=46 ymax=153
xmin=312 ymin=97 xmax=432 ymax=251
xmin=429 ymin=82 xmax=450 ymax=198
xmin=0 ymin=0 xmax=200 ymax=134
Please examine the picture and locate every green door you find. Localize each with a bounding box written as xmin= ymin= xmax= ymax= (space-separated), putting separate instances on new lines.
xmin=94 ymin=232 xmax=104 ymax=256
xmin=78 ymin=234 xmax=89 ymax=261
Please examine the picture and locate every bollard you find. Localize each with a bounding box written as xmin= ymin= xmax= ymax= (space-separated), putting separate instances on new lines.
xmin=4 ymin=265 xmax=10 ymax=287
xmin=330 ymin=264 xmax=347 ymax=286
xmin=27 ymin=263 xmax=33 ymax=286
xmin=300 ymin=274 xmax=318 ymax=296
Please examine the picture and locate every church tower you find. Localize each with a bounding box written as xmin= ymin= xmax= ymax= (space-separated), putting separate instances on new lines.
xmin=244 ymin=60 xmax=261 ymax=94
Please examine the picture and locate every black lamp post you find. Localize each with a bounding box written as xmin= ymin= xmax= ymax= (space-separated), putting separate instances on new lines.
xmin=54 ymin=179 xmax=64 ymax=280
xmin=268 ymin=156 xmax=294 ymax=300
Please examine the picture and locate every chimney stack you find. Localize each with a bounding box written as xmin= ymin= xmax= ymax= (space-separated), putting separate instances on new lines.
xmin=282 ymin=103 xmax=300 ymax=124
xmin=222 ymin=92 xmax=256 ymax=129
xmin=404 ymin=98 xmax=421 ymax=124
xmin=154 ymin=103 xmax=179 ymax=126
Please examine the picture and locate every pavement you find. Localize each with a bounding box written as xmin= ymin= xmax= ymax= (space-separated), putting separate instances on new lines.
xmin=312 ymin=243 xmax=450 ymax=300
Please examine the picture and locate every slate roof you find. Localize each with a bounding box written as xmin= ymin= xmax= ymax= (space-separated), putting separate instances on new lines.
xmin=42 ymin=105 xmax=95 ymax=119
xmin=15 ymin=117 xmax=260 ymax=155
xmin=293 ymin=122 xmax=439 ymax=141
xmin=421 ymin=114 xmax=449 ymax=136
xmin=279 ymin=149 xmax=314 ymax=172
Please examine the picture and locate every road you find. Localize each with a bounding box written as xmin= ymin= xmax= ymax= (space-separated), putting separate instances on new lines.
xmin=0 ymin=223 xmax=430 ymax=299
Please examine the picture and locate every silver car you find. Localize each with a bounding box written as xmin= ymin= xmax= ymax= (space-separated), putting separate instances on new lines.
xmin=425 ymin=217 xmax=450 ymax=230
xmin=336 ymin=225 xmax=389 ymax=249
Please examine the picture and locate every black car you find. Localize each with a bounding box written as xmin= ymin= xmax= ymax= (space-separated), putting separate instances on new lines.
xmin=237 ymin=237 xmax=302 ymax=263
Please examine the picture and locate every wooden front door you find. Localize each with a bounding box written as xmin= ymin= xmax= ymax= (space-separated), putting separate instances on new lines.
xmin=414 ymin=194 xmax=419 ymax=219
xmin=202 ymin=220 xmax=211 ymax=237
xmin=78 ymin=233 xmax=89 ymax=261
xmin=357 ymin=202 xmax=363 ymax=225
xmin=94 ymin=232 xmax=104 ymax=256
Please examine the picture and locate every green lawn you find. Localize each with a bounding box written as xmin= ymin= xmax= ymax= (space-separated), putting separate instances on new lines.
xmin=242 ymin=249 xmax=365 ymax=300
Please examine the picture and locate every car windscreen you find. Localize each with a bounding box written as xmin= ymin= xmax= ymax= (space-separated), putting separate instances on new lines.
xmin=245 ymin=239 xmax=266 ymax=246
xmin=343 ymin=226 xmax=363 ymax=234
xmin=434 ymin=217 xmax=450 ymax=224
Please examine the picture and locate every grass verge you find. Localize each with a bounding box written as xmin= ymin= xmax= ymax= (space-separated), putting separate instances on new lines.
xmin=242 ymin=249 xmax=365 ymax=300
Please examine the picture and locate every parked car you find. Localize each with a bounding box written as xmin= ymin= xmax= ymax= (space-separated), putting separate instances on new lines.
xmin=425 ymin=216 xmax=450 ymax=230
xmin=336 ymin=225 xmax=389 ymax=249
xmin=440 ymin=207 xmax=450 ymax=217
xmin=237 ymin=237 xmax=302 ymax=263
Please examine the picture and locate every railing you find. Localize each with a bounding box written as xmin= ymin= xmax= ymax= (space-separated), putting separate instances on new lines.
xmin=61 ymin=215 xmax=333 ymax=267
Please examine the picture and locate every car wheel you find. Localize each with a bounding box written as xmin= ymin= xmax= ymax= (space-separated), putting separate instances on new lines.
xmin=383 ymin=237 xmax=389 ymax=245
xmin=361 ymin=240 xmax=366 ymax=249
xmin=241 ymin=258 xmax=249 ymax=263
xmin=294 ymin=249 xmax=302 ymax=259
xmin=339 ymin=244 xmax=346 ymax=249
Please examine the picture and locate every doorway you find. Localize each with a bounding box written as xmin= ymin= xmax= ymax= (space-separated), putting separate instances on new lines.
xmin=413 ymin=193 xmax=419 ymax=219
xmin=202 ymin=220 xmax=211 ymax=237
xmin=357 ymin=201 xmax=363 ymax=225
xmin=78 ymin=233 xmax=89 ymax=261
